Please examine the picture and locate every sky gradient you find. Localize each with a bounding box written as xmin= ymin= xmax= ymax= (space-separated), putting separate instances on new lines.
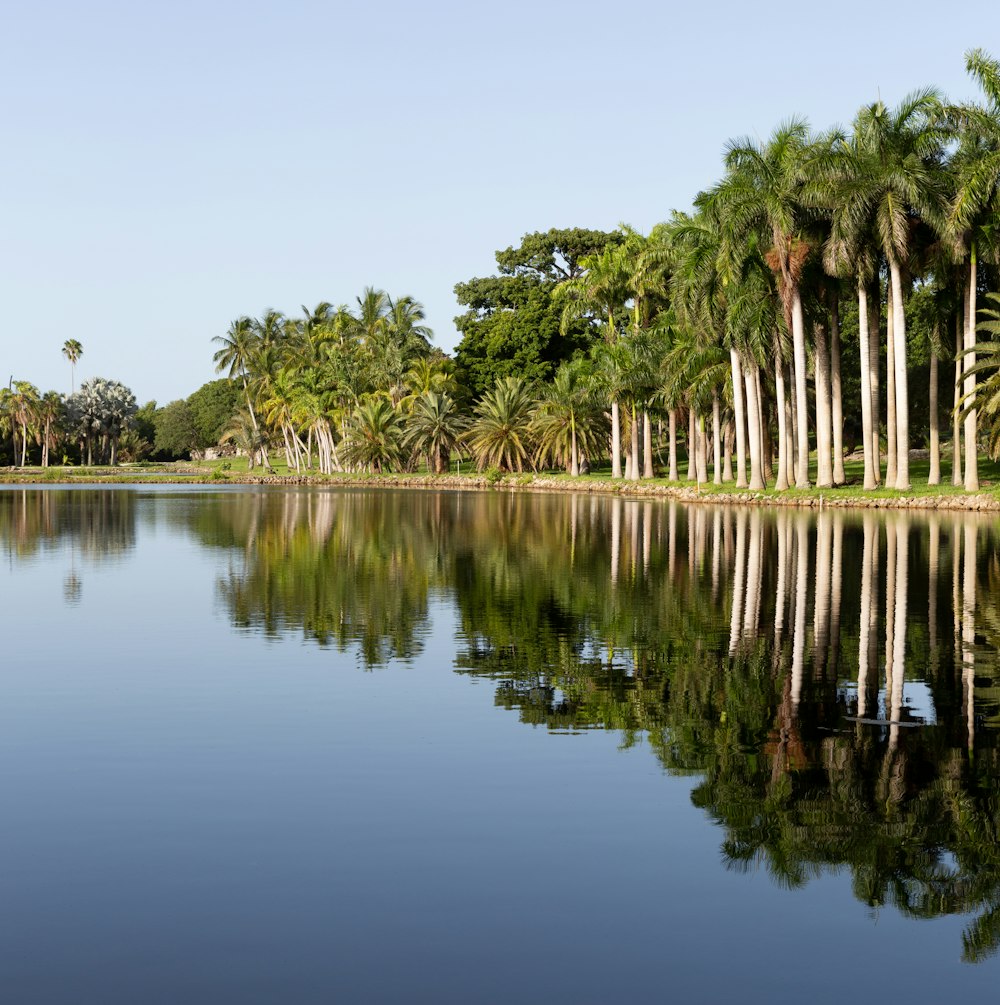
xmin=3 ymin=0 xmax=997 ymax=404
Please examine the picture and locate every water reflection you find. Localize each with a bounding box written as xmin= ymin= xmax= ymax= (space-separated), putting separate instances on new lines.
xmin=5 ymin=487 xmax=1000 ymax=960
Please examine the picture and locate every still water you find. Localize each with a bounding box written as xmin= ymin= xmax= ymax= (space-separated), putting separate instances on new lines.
xmin=2 ymin=485 xmax=1000 ymax=1003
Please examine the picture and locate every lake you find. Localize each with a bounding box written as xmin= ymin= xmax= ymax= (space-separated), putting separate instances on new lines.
xmin=2 ymin=485 xmax=999 ymax=1003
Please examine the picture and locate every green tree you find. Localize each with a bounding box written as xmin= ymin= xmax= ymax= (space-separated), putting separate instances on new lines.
xmin=454 ymin=228 xmax=621 ymax=399
xmin=154 ymin=399 xmax=200 ymax=458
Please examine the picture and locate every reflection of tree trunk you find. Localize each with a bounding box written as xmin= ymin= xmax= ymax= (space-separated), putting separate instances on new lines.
xmin=885 ymin=519 xmax=897 ymax=722
xmin=642 ymin=502 xmax=652 ymax=575
xmin=711 ymin=507 xmax=722 ymax=602
xmin=774 ymin=510 xmax=790 ymax=651
xmin=928 ymin=518 xmax=940 ymax=658
xmin=729 ymin=508 xmax=748 ymax=655
xmin=858 ymin=513 xmax=876 ymax=718
xmin=668 ymin=502 xmax=677 ymax=581
xmin=963 ymin=521 xmax=977 ymax=751
xmin=814 ymin=511 xmax=832 ymax=672
xmin=610 ymin=497 xmax=621 ymax=587
xmin=628 ymin=500 xmax=639 ymax=580
xmin=829 ymin=513 xmax=843 ymax=675
xmin=744 ymin=510 xmax=763 ymax=639
xmin=889 ymin=518 xmax=908 ymax=751
xmin=791 ymin=515 xmax=809 ymax=709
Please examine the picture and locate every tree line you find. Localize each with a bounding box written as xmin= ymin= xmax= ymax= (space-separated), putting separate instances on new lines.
xmin=5 ymin=47 xmax=1000 ymax=482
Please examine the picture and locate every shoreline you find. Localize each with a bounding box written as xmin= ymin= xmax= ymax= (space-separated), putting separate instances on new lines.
xmin=3 ymin=467 xmax=1000 ymax=511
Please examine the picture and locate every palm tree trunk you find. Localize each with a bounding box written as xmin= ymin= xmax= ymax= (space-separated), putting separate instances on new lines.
xmin=889 ymin=258 xmax=910 ymax=490
xmin=696 ymin=414 xmax=708 ymax=485
xmin=928 ymin=341 xmax=940 ymax=485
xmin=711 ymin=393 xmax=722 ymax=485
xmin=610 ymin=400 xmax=622 ymax=478
xmin=830 ymin=289 xmax=845 ymax=485
xmin=953 ymin=307 xmax=964 ymax=486
xmin=791 ymin=287 xmax=810 ymax=487
xmin=858 ymin=280 xmax=877 ymax=489
xmin=757 ymin=368 xmax=772 ymax=484
xmin=815 ymin=312 xmax=833 ymax=488
xmin=886 ymin=288 xmax=897 ymax=486
xmin=723 ymin=420 xmax=734 ymax=482
xmin=784 ymin=364 xmax=795 ymax=483
xmin=964 ymin=250 xmax=979 ymax=491
xmin=643 ymin=409 xmax=654 ymax=479
xmin=668 ymin=409 xmax=678 ymax=482
xmin=774 ymin=351 xmax=789 ymax=491
xmin=744 ymin=366 xmax=765 ymax=490
xmin=868 ymin=280 xmax=882 ymax=483
xmin=730 ymin=349 xmax=748 ymax=488
xmin=571 ymin=420 xmax=579 ymax=477
xmin=687 ymin=408 xmax=697 ymax=480
xmin=629 ymin=405 xmax=640 ymax=481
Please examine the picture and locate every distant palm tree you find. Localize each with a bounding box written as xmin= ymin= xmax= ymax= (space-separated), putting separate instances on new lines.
xmin=62 ymin=339 xmax=83 ymax=394
xmin=465 ymin=376 xmax=536 ymax=472
xmin=342 ymin=397 xmax=404 ymax=473
xmin=403 ymin=391 xmax=467 ymax=473
xmin=532 ymin=359 xmax=603 ymax=476
xmin=9 ymin=381 xmax=40 ymax=466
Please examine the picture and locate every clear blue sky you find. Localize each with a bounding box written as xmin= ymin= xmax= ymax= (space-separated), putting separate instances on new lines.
xmin=2 ymin=0 xmax=996 ymax=404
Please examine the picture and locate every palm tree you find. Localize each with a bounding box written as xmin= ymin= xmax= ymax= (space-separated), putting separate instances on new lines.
xmin=36 ymin=391 xmax=64 ymax=467
xmin=846 ymin=91 xmax=948 ymax=489
xmin=531 ymin=359 xmax=604 ymax=476
xmin=464 ymin=376 xmax=536 ymax=472
xmin=403 ymin=391 xmax=467 ymax=473
xmin=62 ymin=339 xmax=83 ymax=394
xmin=960 ymin=293 xmax=1000 ymax=459
xmin=9 ymin=381 xmax=40 ymax=466
xmin=949 ymin=48 xmax=1000 ymax=491
xmin=721 ymin=121 xmax=817 ymax=488
xmin=556 ymin=240 xmax=631 ymax=477
xmin=342 ymin=397 xmax=404 ymax=473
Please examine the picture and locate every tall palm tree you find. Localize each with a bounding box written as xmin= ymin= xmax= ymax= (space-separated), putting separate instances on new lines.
xmin=721 ymin=121 xmax=818 ymax=488
xmin=847 ymin=91 xmax=949 ymax=489
xmin=949 ymin=48 xmax=1000 ymax=490
xmin=61 ymin=339 xmax=83 ymax=394
xmin=556 ymin=240 xmax=631 ymax=477
xmin=9 ymin=381 xmax=40 ymax=467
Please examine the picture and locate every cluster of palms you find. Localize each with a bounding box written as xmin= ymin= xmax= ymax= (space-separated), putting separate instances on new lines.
xmin=547 ymin=48 xmax=1000 ymax=490
xmin=213 ymin=288 xmax=607 ymax=475
xmin=0 ymin=375 xmax=137 ymax=467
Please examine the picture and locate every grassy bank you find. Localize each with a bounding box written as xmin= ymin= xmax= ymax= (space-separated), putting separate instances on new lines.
xmin=4 ymin=454 xmax=1000 ymax=510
